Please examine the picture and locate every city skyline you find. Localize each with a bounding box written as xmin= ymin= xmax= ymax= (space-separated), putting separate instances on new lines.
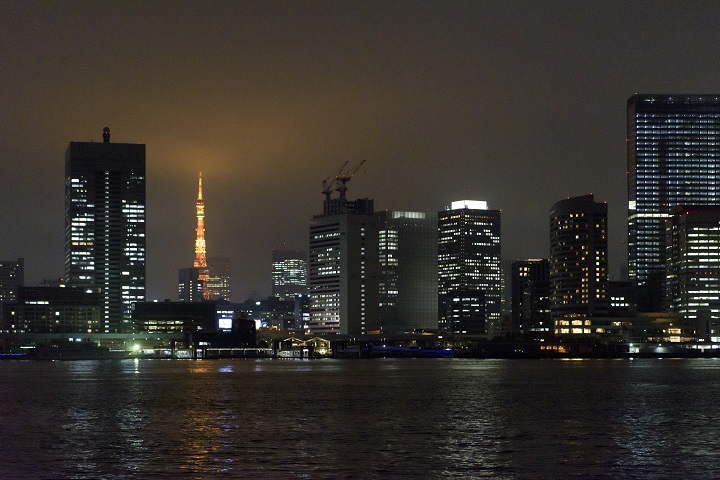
xmin=2 ymin=2 xmax=720 ymax=300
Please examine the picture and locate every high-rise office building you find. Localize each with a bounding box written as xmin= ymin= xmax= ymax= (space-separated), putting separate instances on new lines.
xmin=65 ymin=128 xmax=145 ymax=332
xmin=207 ymin=256 xmax=231 ymax=301
xmin=271 ymin=250 xmax=307 ymax=297
xmin=0 ymin=257 xmax=24 ymax=306
xmin=510 ymin=259 xmax=550 ymax=335
xmin=377 ymin=211 xmax=438 ymax=332
xmin=666 ymin=206 xmax=720 ymax=335
xmin=628 ymin=94 xmax=720 ymax=309
xmin=549 ymin=194 xmax=608 ymax=319
xmin=178 ymin=267 xmax=205 ymax=302
xmin=438 ymin=200 xmax=501 ymax=334
xmin=308 ymin=191 xmax=378 ymax=335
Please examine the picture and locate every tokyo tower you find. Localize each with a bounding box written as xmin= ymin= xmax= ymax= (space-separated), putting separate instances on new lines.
xmin=194 ymin=172 xmax=210 ymax=299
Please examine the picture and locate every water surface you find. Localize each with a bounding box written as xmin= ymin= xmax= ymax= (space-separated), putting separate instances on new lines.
xmin=1 ymin=358 xmax=719 ymax=479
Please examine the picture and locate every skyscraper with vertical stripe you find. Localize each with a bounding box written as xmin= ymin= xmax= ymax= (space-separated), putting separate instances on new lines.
xmin=65 ymin=128 xmax=145 ymax=332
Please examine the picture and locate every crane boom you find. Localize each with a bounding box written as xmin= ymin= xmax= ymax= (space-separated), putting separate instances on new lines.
xmin=321 ymin=160 xmax=349 ymax=197
xmin=336 ymin=159 xmax=366 ymax=198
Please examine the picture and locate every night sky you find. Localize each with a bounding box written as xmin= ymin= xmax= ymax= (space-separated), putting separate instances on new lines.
xmin=2 ymin=1 xmax=719 ymax=301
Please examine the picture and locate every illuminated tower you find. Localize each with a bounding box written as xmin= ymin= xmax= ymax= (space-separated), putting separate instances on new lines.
xmin=194 ymin=172 xmax=209 ymax=299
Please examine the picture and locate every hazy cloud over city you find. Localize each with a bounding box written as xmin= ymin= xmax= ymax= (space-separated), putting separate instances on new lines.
xmin=2 ymin=1 xmax=720 ymax=300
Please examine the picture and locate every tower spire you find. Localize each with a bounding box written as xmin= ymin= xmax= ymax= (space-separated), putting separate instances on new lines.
xmin=194 ymin=171 xmax=209 ymax=299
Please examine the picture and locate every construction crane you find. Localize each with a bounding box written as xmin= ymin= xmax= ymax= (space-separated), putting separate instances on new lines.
xmin=336 ymin=159 xmax=366 ymax=199
xmin=321 ymin=160 xmax=349 ymax=202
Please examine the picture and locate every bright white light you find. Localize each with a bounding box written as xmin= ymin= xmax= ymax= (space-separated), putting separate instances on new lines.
xmin=451 ymin=200 xmax=487 ymax=210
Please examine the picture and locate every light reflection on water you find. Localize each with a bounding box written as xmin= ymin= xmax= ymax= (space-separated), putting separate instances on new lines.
xmin=1 ymin=358 xmax=720 ymax=478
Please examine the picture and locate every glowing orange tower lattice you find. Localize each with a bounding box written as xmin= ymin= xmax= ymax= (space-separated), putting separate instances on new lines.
xmin=194 ymin=172 xmax=210 ymax=299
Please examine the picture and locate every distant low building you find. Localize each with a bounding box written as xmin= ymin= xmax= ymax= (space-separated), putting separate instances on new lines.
xmin=134 ymin=301 xmax=218 ymax=334
xmin=207 ymin=256 xmax=232 ymax=301
xmin=178 ymin=267 xmax=205 ymax=303
xmin=0 ymin=258 xmax=24 ymax=323
xmin=272 ymin=250 xmax=307 ymax=297
xmin=2 ymin=286 xmax=100 ymax=333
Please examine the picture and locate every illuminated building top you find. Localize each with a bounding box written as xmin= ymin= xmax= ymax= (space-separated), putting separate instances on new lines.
xmin=450 ymin=200 xmax=487 ymax=210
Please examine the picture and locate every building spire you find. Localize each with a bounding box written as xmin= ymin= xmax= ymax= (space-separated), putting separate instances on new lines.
xmin=194 ymin=171 xmax=209 ymax=299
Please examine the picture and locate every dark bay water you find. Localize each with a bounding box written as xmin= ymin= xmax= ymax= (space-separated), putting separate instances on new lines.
xmin=1 ymin=358 xmax=720 ymax=479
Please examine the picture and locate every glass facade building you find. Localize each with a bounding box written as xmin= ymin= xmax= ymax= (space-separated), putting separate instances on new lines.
xmin=65 ymin=128 xmax=145 ymax=333
xmin=207 ymin=256 xmax=232 ymax=301
xmin=628 ymin=94 xmax=720 ymax=309
xmin=377 ymin=211 xmax=438 ymax=332
xmin=438 ymin=200 xmax=501 ymax=334
xmin=666 ymin=206 xmax=720 ymax=339
xmin=271 ymin=250 xmax=307 ymax=297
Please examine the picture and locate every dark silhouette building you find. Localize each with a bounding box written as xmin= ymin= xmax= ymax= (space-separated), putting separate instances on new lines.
xmin=510 ymin=259 xmax=550 ymax=335
xmin=0 ymin=258 xmax=24 ymax=322
xmin=377 ymin=211 xmax=438 ymax=333
xmin=133 ymin=301 xmax=218 ymax=333
xmin=178 ymin=267 xmax=205 ymax=302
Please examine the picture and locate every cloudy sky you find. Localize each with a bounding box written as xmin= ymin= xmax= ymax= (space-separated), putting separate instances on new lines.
xmin=1 ymin=1 xmax=719 ymax=301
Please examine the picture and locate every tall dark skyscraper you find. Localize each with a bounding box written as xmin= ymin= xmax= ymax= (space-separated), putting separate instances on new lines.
xmin=65 ymin=128 xmax=145 ymax=333
xmin=377 ymin=211 xmax=438 ymax=332
xmin=549 ymin=194 xmax=608 ymax=320
xmin=438 ymin=200 xmax=501 ymax=334
xmin=628 ymin=94 xmax=720 ymax=309
xmin=510 ymin=259 xmax=550 ymax=335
